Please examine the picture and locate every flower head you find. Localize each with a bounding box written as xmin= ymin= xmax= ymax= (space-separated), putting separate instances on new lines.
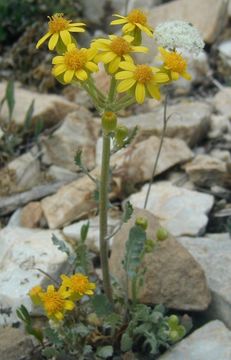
xmin=158 ymin=47 xmax=191 ymax=81
xmin=92 ymin=34 xmax=148 ymax=73
xmin=61 ymin=273 xmax=96 ymax=301
xmin=154 ymin=20 xmax=204 ymax=55
xmin=39 ymin=285 xmax=74 ymax=321
xmin=115 ymin=61 xmax=169 ymax=104
xmin=36 ymin=13 xmax=86 ymax=50
xmin=52 ymin=43 xmax=98 ymax=83
xmin=111 ymin=9 xmax=153 ymax=38
xmin=28 ymin=285 xmax=43 ymax=306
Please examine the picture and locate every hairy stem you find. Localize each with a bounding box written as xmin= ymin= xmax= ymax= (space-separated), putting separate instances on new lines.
xmin=99 ymin=132 xmax=113 ymax=302
xmin=144 ymin=95 xmax=168 ymax=209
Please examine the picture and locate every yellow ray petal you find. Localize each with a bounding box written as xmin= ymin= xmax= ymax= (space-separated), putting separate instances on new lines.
xmin=123 ymin=54 xmax=133 ymax=62
xmin=117 ymin=78 xmax=136 ymax=92
xmin=64 ymin=300 xmax=75 ymax=310
xmin=64 ymin=70 xmax=75 ymax=83
xmin=54 ymin=311 xmax=64 ymax=321
xmin=68 ymin=27 xmax=85 ymax=32
xmin=67 ymin=43 xmax=76 ymax=51
xmin=100 ymin=51 xmax=117 ymax=64
xmin=60 ymin=30 xmax=72 ymax=45
xmin=85 ymin=61 xmax=99 ymax=72
xmin=108 ymin=56 xmax=121 ymax=73
xmin=136 ymin=23 xmax=153 ymax=37
xmin=112 ymin=14 xmax=126 ymax=19
xmin=76 ymin=69 xmax=88 ymax=81
xmin=48 ymin=33 xmax=59 ymax=50
xmin=110 ymin=19 xmax=128 ymax=25
xmin=155 ymin=72 xmax=169 ymax=83
xmin=171 ymin=71 xmax=180 ymax=80
xmin=122 ymin=23 xmax=135 ymax=32
xmin=147 ymin=82 xmax=161 ymax=100
xmin=119 ymin=61 xmax=136 ymax=71
xmin=132 ymin=45 xmax=148 ymax=53
xmin=182 ymin=71 xmax=192 ymax=80
xmin=36 ymin=32 xmax=51 ymax=49
xmin=115 ymin=71 xmax=134 ymax=80
xmin=69 ymin=22 xmax=86 ymax=26
xmin=123 ymin=35 xmax=134 ymax=43
xmin=135 ymin=83 xmax=145 ymax=104
xmin=52 ymin=56 xmax=64 ymax=64
xmin=53 ymin=64 xmax=66 ymax=76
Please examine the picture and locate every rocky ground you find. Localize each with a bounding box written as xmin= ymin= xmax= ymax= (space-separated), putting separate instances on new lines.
xmin=0 ymin=0 xmax=231 ymax=359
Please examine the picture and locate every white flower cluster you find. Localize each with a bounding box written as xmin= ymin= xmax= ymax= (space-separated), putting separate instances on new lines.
xmin=154 ymin=20 xmax=204 ymax=55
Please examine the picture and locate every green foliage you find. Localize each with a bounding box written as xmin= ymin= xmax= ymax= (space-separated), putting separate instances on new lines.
xmin=91 ymin=294 xmax=113 ymax=317
xmin=121 ymin=304 xmax=186 ymax=357
xmin=16 ymin=305 xmax=43 ymax=344
xmin=122 ymin=201 xmax=133 ymax=223
xmin=96 ymin=345 xmax=113 ymax=358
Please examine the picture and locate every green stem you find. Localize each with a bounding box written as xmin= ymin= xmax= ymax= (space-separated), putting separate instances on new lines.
xmin=99 ymin=131 xmax=113 ymax=303
xmin=131 ymin=275 xmax=138 ymax=306
xmin=107 ymin=77 xmax=117 ymax=105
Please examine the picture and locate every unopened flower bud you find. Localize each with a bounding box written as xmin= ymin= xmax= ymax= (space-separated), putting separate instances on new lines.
xmin=115 ymin=125 xmax=129 ymax=147
xmin=156 ymin=227 xmax=168 ymax=241
xmin=168 ymin=315 xmax=179 ymax=327
xmin=101 ymin=111 xmax=117 ymax=133
xmin=135 ymin=217 xmax=148 ymax=230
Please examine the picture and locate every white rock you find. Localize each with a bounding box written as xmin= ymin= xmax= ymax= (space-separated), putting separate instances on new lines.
xmin=129 ymin=181 xmax=214 ymax=236
xmin=210 ymin=149 xmax=231 ymax=163
xmin=218 ymin=40 xmax=231 ymax=68
xmin=41 ymin=109 xmax=99 ymax=171
xmin=159 ymin=320 xmax=231 ymax=360
xmin=177 ymin=234 xmax=231 ymax=328
xmin=0 ymin=227 xmax=69 ymax=325
xmin=47 ymin=165 xmax=78 ymax=182
xmin=213 ymin=87 xmax=231 ymax=119
xmin=81 ymin=0 xmax=106 ymax=24
xmin=119 ymin=101 xmax=212 ymax=147
xmin=63 ymin=215 xmax=120 ymax=253
xmin=0 ymin=82 xmax=78 ymax=127
xmin=208 ymin=114 xmax=231 ymax=139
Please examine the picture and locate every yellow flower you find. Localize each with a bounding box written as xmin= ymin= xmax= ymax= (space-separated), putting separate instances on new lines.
xmin=92 ymin=34 xmax=148 ymax=73
xmin=115 ymin=61 xmax=169 ymax=104
xmin=36 ymin=13 xmax=86 ymax=50
xmin=52 ymin=43 xmax=98 ymax=83
xmin=158 ymin=47 xmax=191 ymax=81
xmin=61 ymin=273 xmax=96 ymax=301
xmin=28 ymin=285 xmax=43 ymax=306
xmin=39 ymin=285 xmax=75 ymax=321
xmin=111 ymin=9 xmax=153 ymax=37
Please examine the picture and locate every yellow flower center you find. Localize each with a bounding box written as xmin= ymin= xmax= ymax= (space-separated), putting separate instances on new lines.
xmin=69 ymin=274 xmax=91 ymax=293
xmin=127 ymin=9 xmax=147 ymax=25
xmin=164 ymin=52 xmax=187 ymax=73
xmin=134 ymin=65 xmax=153 ymax=84
xmin=43 ymin=292 xmax=65 ymax=314
xmin=64 ymin=49 xmax=88 ymax=70
xmin=110 ymin=37 xmax=131 ymax=56
xmin=48 ymin=14 xmax=69 ymax=33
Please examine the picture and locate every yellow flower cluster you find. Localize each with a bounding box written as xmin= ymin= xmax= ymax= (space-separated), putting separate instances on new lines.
xmin=29 ymin=273 xmax=96 ymax=321
xmin=36 ymin=10 xmax=191 ymax=104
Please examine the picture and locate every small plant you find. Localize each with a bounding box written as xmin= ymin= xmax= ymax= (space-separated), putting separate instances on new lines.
xmin=17 ymin=8 xmax=204 ymax=358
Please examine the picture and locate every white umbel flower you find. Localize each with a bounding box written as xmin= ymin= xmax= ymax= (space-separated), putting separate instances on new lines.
xmin=154 ymin=21 xmax=204 ymax=55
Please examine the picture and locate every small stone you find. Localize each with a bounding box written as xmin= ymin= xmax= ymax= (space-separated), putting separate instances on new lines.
xmin=110 ymin=208 xmax=211 ymax=310
xmin=20 ymin=201 xmax=44 ymax=228
xmin=159 ymin=320 xmax=231 ymax=360
xmin=218 ymin=40 xmax=231 ymax=82
xmin=0 ymin=227 xmax=69 ymax=325
xmin=0 ymin=327 xmax=33 ymax=360
xmin=129 ymin=181 xmax=214 ymax=236
xmin=119 ymin=101 xmax=212 ymax=147
xmin=213 ymin=87 xmax=231 ymax=119
xmin=0 ymin=82 xmax=78 ymax=127
xmin=47 ymin=165 xmax=78 ymax=182
xmin=208 ymin=114 xmax=231 ymax=139
xmin=41 ymin=109 xmax=99 ymax=171
xmin=184 ymin=154 xmax=228 ymax=187
xmin=178 ymin=233 xmax=231 ymax=329
xmin=210 ymin=149 xmax=231 ymax=163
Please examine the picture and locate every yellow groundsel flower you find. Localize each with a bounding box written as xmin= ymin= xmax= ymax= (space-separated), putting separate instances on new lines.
xmin=39 ymin=285 xmax=75 ymax=321
xmin=28 ymin=285 xmax=43 ymax=306
xmin=115 ymin=61 xmax=169 ymax=104
xmin=52 ymin=43 xmax=98 ymax=83
xmin=61 ymin=273 xmax=96 ymax=301
xmin=36 ymin=13 xmax=86 ymax=50
xmin=111 ymin=9 xmax=153 ymax=37
xmin=92 ymin=34 xmax=148 ymax=73
xmin=158 ymin=47 xmax=191 ymax=81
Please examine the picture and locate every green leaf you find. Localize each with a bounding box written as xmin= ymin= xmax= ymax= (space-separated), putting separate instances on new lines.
xmin=42 ymin=347 xmax=59 ymax=359
xmin=34 ymin=118 xmax=44 ymax=139
xmin=72 ymin=323 xmax=89 ymax=337
xmin=96 ymin=345 xmax=113 ymax=358
xmin=16 ymin=305 xmax=31 ymax=324
xmin=91 ymin=294 xmax=113 ymax=317
xmin=122 ymin=201 xmax=133 ymax=223
xmin=121 ymin=333 xmax=133 ymax=352
xmin=75 ymin=149 xmax=83 ymax=167
xmin=44 ymin=327 xmax=63 ymax=346
xmin=25 ymin=325 xmax=43 ymax=344
xmin=80 ymin=221 xmax=89 ymax=243
xmin=23 ymin=99 xmax=34 ymax=130
xmin=123 ymin=224 xmax=146 ymax=278
xmin=6 ymin=80 xmax=15 ymax=120
xmin=51 ymin=234 xmax=71 ymax=256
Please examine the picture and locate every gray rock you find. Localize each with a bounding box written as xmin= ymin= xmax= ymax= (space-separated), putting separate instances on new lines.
xmin=208 ymin=114 xmax=231 ymax=139
xmin=159 ymin=320 xmax=231 ymax=360
xmin=0 ymin=227 xmax=70 ymax=325
xmin=81 ymin=0 xmax=106 ymax=25
xmin=218 ymin=40 xmax=231 ymax=82
xmin=41 ymin=109 xmax=100 ymax=171
xmin=129 ymin=181 xmax=214 ymax=236
xmin=110 ymin=208 xmax=211 ymax=310
xmin=177 ymin=233 xmax=231 ymax=329
xmin=47 ymin=165 xmax=78 ymax=182
xmin=213 ymin=87 xmax=231 ymax=119
xmin=0 ymin=327 xmax=33 ymax=360
xmin=119 ymin=102 xmax=212 ymax=147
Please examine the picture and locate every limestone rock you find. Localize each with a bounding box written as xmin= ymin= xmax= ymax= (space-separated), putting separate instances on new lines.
xmin=177 ymin=233 xmax=231 ymax=328
xmin=208 ymin=114 xmax=231 ymax=139
xmin=47 ymin=165 xmax=78 ymax=182
xmin=0 ymin=327 xmax=33 ymax=360
xmin=218 ymin=40 xmax=231 ymax=81
xmin=184 ymin=154 xmax=228 ymax=187
xmin=20 ymin=201 xmax=44 ymax=228
xmin=129 ymin=181 xmax=214 ymax=236
xmin=213 ymin=87 xmax=231 ymax=119
xmin=41 ymin=137 xmax=192 ymax=229
xmin=0 ymin=227 xmax=69 ymax=325
xmin=110 ymin=208 xmax=211 ymax=310
xmin=159 ymin=320 xmax=231 ymax=360
xmin=0 ymin=82 xmax=78 ymax=127
xmin=41 ymin=109 xmax=99 ymax=171
xmin=81 ymin=0 xmax=106 ymax=25
xmin=119 ymin=101 xmax=212 ymax=147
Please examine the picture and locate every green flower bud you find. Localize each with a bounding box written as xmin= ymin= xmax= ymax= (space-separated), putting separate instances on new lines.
xmin=101 ymin=111 xmax=117 ymax=133
xmin=115 ymin=125 xmax=129 ymax=147
xmin=169 ymin=330 xmax=180 ymax=342
xmin=135 ymin=217 xmax=148 ymax=230
xmin=156 ymin=227 xmax=168 ymax=241
xmin=145 ymin=238 xmax=155 ymax=253
xmin=168 ymin=315 xmax=179 ymax=327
